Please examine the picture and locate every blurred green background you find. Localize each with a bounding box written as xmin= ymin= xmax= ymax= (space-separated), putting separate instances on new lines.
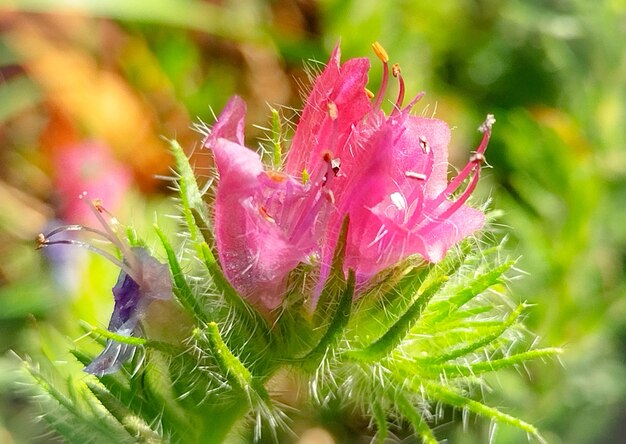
xmin=1 ymin=0 xmax=625 ymax=442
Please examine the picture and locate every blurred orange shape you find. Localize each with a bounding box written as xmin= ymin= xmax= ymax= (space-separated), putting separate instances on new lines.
xmin=7 ymin=18 xmax=171 ymax=190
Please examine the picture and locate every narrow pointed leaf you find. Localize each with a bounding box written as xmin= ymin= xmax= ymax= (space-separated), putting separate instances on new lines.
xmin=155 ymin=224 xmax=211 ymax=323
xmin=395 ymin=393 xmax=437 ymax=444
xmin=303 ymin=269 xmax=355 ymax=368
xmin=346 ymin=276 xmax=447 ymax=362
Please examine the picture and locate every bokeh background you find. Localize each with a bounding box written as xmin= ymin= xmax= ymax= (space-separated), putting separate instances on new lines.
xmin=1 ymin=0 xmax=625 ymax=442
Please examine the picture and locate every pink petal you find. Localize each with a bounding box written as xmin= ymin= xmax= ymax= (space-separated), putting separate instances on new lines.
xmin=322 ymin=112 xmax=483 ymax=284
xmin=212 ymin=138 xmax=319 ymax=310
xmin=204 ymin=95 xmax=247 ymax=148
xmin=285 ymin=43 xmax=372 ymax=178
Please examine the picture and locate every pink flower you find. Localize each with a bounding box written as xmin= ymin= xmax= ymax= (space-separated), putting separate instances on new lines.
xmin=206 ymin=42 xmax=493 ymax=308
xmin=286 ymin=42 xmax=494 ymax=288
xmin=53 ymin=141 xmax=132 ymax=225
xmin=205 ymin=97 xmax=336 ymax=310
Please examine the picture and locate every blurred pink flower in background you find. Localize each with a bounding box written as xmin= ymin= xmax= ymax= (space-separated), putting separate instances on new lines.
xmin=53 ymin=141 xmax=132 ymax=224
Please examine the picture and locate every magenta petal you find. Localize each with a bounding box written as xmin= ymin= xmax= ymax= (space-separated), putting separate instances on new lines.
xmin=285 ymin=44 xmax=372 ymax=177
xmin=212 ymin=138 xmax=320 ymax=309
xmin=415 ymin=202 xmax=484 ymax=262
xmin=324 ymin=112 xmax=484 ymax=284
xmin=204 ymin=95 xmax=247 ymax=148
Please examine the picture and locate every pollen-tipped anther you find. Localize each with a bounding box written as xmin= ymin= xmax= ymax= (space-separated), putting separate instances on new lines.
xmin=479 ymin=114 xmax=496 ymax=133
xmin=371 ymin=42 xmax=389 ymax=63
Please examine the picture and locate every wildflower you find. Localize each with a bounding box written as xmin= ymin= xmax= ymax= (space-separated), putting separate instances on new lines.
xmin=204 ymin=97 xmax=336 ymax=310
xmin=284 ymin=42 xmax=494 ymax=286
xmin=206 ymin=42 xmax=493 ymax=306
xmin=37 ymin=197 xmax=172 ymax=376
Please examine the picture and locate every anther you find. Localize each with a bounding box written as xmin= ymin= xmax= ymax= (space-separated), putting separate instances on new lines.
xmin=392 ymin=63 xmax=401 ymax=77
xmin=405 ymin=171 xmax=427 ymax=180
xmin=259 ymin=206 xmax=276 ymax=224
xmin=93 ymin=198 xmax=104 ymax=213
xmin=372 ymin=41 xmax=390 ymax=110
xmin=324 ymin=189 xmax=336 ymax=205
xmin=327 ymin=102 xmax=338 ymax=120
xmin=266 ymin=170 xmax=287 ymax=183
xmin=365 ymin=88 xmax=375 ymax=99
xmin=419 ymin=136 xmax=430 ymax=154
xmin=372 ymin=42 xmax=389 ymax=63
xmin=478 ymin=114 xmax=496 ymax=133
xmin=35 ymin=233 xmax=46 ymax=249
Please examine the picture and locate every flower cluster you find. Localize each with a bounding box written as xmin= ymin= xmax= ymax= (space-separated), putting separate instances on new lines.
xmin=205 ymin=42 xmax=494 ymax=310
xmin=30 ymin=43 xmax=560 ymax=444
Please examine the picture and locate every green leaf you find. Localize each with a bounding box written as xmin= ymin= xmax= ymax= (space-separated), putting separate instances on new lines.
xmin=86 ymin=381 xmax=163 ymax=444
xmin=79 ymin=320 xmax=185 ymax=355
xmin=23 ymin=361 xmax=134 ymax=443
xmin=371 ymin=401 xmax=389 ymax=444
xmin=421 ymin=380 xmax=542 ymax=440
xmin=313 ymin=216 xmax=350 ymax=327
xmin=345 ymin=276 xmax=447 ymax=362
xmin=395 ymin=392 xmax=437 ymax=444
xmin=426 ymin=347 xmax=563 ymax=378
xmin=154 ymin=224 xmax=211 ymax=323
xmin=167 ymin=138 xmax=212 ymax=243
xmin=199 ymin=242 xmax=272 ymax=346
xmin=418 ymin=303 xmax=527 ymax=364
xmin=302 ymin=269 xmax=355 ymax=368
xmin=423 ymin=260 xmax=515 ymax=324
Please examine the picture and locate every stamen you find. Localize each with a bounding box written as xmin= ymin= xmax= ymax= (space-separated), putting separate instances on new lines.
xmin=391 ymin=63 xmax=401 ymax=78
xmin=36 ymin=233 xmax=47 ymax=249
xmin=405 ymin=171 xmax=427 ymax=180
xmin=45 ymin=194 xmax=143 ymax=285
xmin=266 ymin=170 xmax=287 ymax=183
xmin=371 ymin=41 xmax=389 ymax=63
xmin=425 ymin=118 xmax=493 ymax=215
xmin=471 ymin=152 xmax=485 ymax=164
xmin=479 ymin=114 xmax=496 ymax=133
xmin=259 ymin=206 xmax=276 ymax=224
xmin=420 ymin=165 xmax=481 ymax=231
xmin=37 ymin=237 xmax=142 ymax=284
xmin=327 ymin=102 xmax=338 ymax=120
xmin=82 ymin=196 xmax=131 ymax=258
xmin=391 ymin=63 xmax=406 ymax=112
xmin=41 ymin=224 xmax=116 ymax=243
xmin=371 ymin=42 xmax=389 ymax=110
xmin=365 ymin=88 xmax=375 ymax=99
xmin=286 ymin=151 xmax=337 ymax=243
xmin=402 ymin=91 xmax=426 ymax=113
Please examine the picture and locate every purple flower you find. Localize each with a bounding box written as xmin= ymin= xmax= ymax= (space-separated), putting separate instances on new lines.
xmin=206 ymin=42 xmax=493 ymax=308
xmin=38 ymin=199 xmax=171 ymax=376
